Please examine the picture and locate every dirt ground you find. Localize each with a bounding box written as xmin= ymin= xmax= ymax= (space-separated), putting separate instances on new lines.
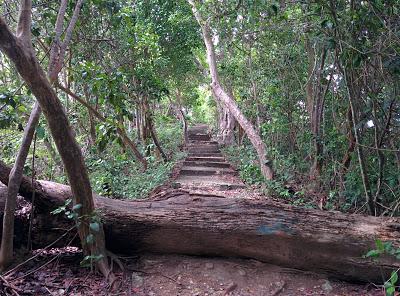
xmin=1 ymin=251 xmax=383 ymax=296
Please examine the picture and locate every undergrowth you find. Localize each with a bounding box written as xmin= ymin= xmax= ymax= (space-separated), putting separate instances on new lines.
xmin=87 ymin=120 xmax=185 ymax=199
xmin=222 ymin=143 xmax=317 ymax=209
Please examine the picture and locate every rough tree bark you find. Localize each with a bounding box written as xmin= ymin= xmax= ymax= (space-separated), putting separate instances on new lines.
xmin=216 ymin=101 xmax=235 ymax=146
xmin=188 ymin=0 xmax=274 ymax=180
xmin=0 ymin=163 xmax=399 ymax=284
xmin=0 ymin=4 xmax=112 ymax=278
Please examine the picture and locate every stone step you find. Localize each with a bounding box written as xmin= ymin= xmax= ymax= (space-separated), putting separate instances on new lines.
xmin=183 ymin=161 xmax=231 ymax=168
xmin=188 ymin=140 xmax=218 ymax=145
xmin=185 ymin=156 xmax=226 ymax=162
xmin=180 ymin=166 xmax=235 ymax=176
xmin=188 ymin=152 xmax=223 ymax=157
xmin=188 ymin=134 xmax=211 ymax=141
xmin=188 ymin=147 xmax=220 ymax=153
xmin=174 ymin=175 xmax=246 ymax=190
xmin=188 ymin=125 xmax=208 ymax=132
xmin=187 ymin=143 xmax=219 ymax=148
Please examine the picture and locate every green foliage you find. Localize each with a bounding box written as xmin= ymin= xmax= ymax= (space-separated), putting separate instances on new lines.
xmin=51 ymin=198 xmax=105 ymax=269
xmin=365 ymin=240 xmax=400 ymax=260
xmin=50 ymin=199 xmax=73 ymax=216
xmin=0 ymin=91 xmax=29 ymax=129
xmin=87 ymin=120 xmax=185 ymax=199
xmin=80 ymin=254 xmax=104 ymax=268
xmin=364 ymin=240 xmax=400 ymax=295
xmin=222 ymin=145 xmax=263 ymax=185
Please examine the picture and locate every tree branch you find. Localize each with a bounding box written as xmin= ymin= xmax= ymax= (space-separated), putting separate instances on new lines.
xmin=61 ymin=0 xmax=85 ymax=50
xmin=48 ymin=0 xmax=68 ymax=80
xmin=16 ymin=0 xmax=32 ymax=44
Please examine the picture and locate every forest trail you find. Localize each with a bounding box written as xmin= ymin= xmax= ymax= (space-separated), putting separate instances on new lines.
xmin=1 ymin=126 xmax=396 ymax=295
xmin=0 ymin=127 xmax=390 ymax=295
xmin=115 ymin=125 xmax=382 ymax=296
xmin=175 ymin=124 xmax=246 ymax=191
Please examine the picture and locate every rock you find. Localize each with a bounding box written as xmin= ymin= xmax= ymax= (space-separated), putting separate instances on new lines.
xmin=322 ymin=280 xmax=333 ymax=293
xmin=205 ymin=262 xmax=214 ymax=269
xmin=224 ymin=282 xmax=238 ymax=295
xmin=131 ymin=272 xmax=144 ymax=287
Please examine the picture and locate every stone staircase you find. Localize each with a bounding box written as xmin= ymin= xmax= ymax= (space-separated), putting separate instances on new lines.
xmin=174 ymin=125 xmax=246 ymax=190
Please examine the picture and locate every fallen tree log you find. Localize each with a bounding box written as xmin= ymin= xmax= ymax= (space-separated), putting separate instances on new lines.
xmin=0 ymin=161 xmax=399 ymax=283
xmin=0 ymin=186 xmax=32 ymax=249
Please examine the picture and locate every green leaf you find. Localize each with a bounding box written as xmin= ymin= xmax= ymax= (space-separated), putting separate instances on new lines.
xmin=390 ymin=271 xmax=398 ymax=285
xmin=72 ymin=204 xmax=82 ymax=211
xmin=386 ymin=286 xmax=395 ymax=296
xmin=89 ymin=222 xmax=100 ymax=232
xmin=86 ymin=234 xmax=94 ymax=245
xmin=365 ymin=249 xmax=381 ymax=258
xmin=36 ymin=126 xmax=46 ymax=139
xmin=376 ymin=239 xmax=384 ymax=251
xmin=51 ymin=207 xmax=64 ymax=215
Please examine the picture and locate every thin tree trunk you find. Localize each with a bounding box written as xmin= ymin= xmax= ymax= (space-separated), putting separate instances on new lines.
xmin=83 ymin=86 xmax=97 ymax=145
xmin=143 ymin=97 xmax=168 ymax=162
xmin=0 ymin=102 xmax=40 ymax=269
xmin=175 ymin=91 xmax=189 ymax=144
xmin=189 ymin=0 xmax=274 ymax=180
xmin=0 ymin=1 xmax=49 ymax=270
xmin=305 ymin=39 xmax=330 ymax=185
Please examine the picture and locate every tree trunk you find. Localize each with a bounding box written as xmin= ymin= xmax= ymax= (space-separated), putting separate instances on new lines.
xmin=0 ymin=102 xmax=40 ymax=269
xmin=83 ymin=85 xmax=97 ymax=146
xmin=0 ymin=12 xmax=112 ymax=277
xmin=143 ymin=97 xmax=168 ymax=162
xmin=343 ymin=69 xmax=375 ymax=215
xmin=0 ymin=163 xmax=399 ymax=284
xmin=305 ymin=39 xmax=329 ymax=185
xmin=174 ymin=91 xmax=189 ymax=144
xmin=217 ymin=103 xmax=235 ymax=146
xmin=189 ymin=0 xmax=274 ymax=180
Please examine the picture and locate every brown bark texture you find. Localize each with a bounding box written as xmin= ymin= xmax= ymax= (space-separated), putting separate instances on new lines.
xmin=0 ymin=161 xmax=399 ymax=284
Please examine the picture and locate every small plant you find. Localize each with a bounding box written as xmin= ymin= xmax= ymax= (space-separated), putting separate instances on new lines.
xmin=364 ymin=239 xmax=400 ymax=296
xmin=51 ymin=200 xmax=104 ymax=270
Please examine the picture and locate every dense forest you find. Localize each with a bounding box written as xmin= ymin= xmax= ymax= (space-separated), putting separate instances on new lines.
xmin=0 ymin=0 xmax=399 ymax=295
